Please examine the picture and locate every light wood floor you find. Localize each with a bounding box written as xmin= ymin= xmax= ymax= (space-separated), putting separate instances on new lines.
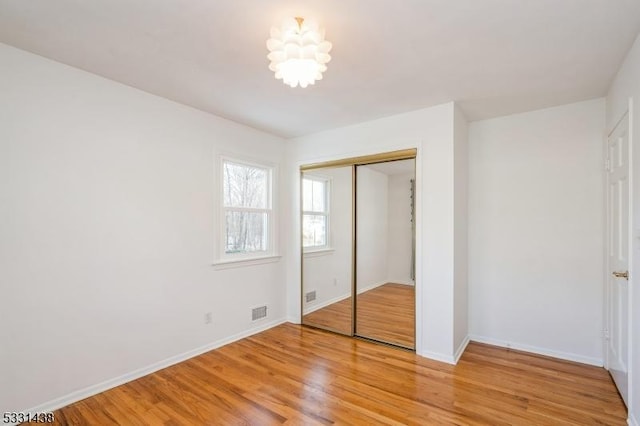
xmin=50 ymin=323 xmax=626 ymax=425
xmin=357 ymin=283 xmax=414 ymax=347
xmin=303 ymin=283 xmax=415 ymax=348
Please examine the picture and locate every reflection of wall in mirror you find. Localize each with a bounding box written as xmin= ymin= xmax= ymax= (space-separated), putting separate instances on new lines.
xmin=303 ymin=167 xmax=352 ymax=314
xmin=387 ymin=173 xmax=415 ymax=285
xmin=356 ymin=167 xmax=389 ymax=293
xmin=357 ymin=166 xmax=415 ymax=293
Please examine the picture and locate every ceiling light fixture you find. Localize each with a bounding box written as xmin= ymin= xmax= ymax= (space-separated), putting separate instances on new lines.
xmin=266 ymin=17 xmax=332 ymax=88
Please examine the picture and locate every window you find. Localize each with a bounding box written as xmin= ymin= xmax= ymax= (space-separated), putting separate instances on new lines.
xmin=302 ymin=175 xmax=329 ymax=250
xmin=221 ymin=158 xmax=273 ymax=259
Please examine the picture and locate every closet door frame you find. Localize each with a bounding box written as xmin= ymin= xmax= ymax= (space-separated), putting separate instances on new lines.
xmin=300 ymin=149 xmax=417 ymax=344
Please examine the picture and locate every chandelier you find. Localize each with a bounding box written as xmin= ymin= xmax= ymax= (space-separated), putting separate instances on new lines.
xmin=266 ymin=17 xmax=332 ymax=88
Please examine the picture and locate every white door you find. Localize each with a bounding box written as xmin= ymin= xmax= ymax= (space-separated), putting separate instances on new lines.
xmin=606 ymin=113 xmax=630 ymax=407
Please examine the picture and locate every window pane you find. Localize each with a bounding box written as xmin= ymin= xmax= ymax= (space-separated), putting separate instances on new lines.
xmin=303 ymin=214 xmax=327 ymax=247
xmin=302 ymin=178 xmax=313 ymax=211
xmin=223 ymin=161 xmax=267 ymax=208
xmin=225 ymin=211 xmax=267 ymax=253
xmin=312 ymin=180 xmax=325 ymax=212
xmin=302 ymin=177 xmax=327 ymax=213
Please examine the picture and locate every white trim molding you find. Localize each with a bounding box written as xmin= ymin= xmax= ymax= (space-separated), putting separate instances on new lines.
xmin=469 ymin=334 xmax=604 ymax=367
xmin=629 ymin=412 xmax=639 ymax=426
xmin=417 ymin=335 xmax=470 ymax=365
xmin=302 ymin=248 xmax=335 ymax=258
xmin=387 ymin=279 xmax=415 ymax=286
xmin=418 ymin=349 xmax=457 ymax=365
xmin=212 ymin=255 xmax=281 ymax=269
xmin=356 ymin=280 xmax=388 ymax=295
xmin=454 ymin=335 xmax=471 ymax=364
xmin=287 ymin=315 xmax=301 ymax=324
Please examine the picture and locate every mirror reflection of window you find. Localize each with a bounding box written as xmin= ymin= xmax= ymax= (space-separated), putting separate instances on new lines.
xmin=302 ymin=175 xmax=330 ymax=251
xmin=301 ymin=167 xmax=352 ymax=336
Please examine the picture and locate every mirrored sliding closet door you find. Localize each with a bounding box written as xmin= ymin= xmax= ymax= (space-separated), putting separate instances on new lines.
xmin=301 ymin=166 xmax=353 ymax=335
xmin=300 ymin=150 xmax=416 ymax=350
xmin=355 ymin=159 xmax=416 ymax=349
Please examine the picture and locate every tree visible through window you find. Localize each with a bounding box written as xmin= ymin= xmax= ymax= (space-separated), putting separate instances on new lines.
xmin=223 ymin=159 xmax=272 ymax=256
xmin=302 ymin=176 xmax=329 ymax=249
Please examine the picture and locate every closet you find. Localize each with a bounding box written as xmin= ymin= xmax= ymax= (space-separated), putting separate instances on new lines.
xmin=301 ymin=150 xmax=416 ymax=349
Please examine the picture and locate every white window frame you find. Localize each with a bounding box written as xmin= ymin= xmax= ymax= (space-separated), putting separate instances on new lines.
xmin=302 ymin=174 xmax=331 ymax=252
xmin=215 ymin=156 xmax=278 ymax=266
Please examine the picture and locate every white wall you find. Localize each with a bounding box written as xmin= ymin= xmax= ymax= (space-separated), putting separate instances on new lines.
xmin=606 ymin=32 xmax=640 ymax=423
xmin=285 ymin=102 xmax=466 ymax=363
xmin=302 ymin=166 xmax=352 ymax=313
xmin=0 ymin=43 xmax=287 ymax=413
xmin=356 ymin=166 xmax=389 ymax=292
xmin=453 ymin=105 xmax=469 ymax=354
xmin=387 ymin=173 xmax=415 ymax=285
xmin=468 ymin=98 xmax=605 ymax=366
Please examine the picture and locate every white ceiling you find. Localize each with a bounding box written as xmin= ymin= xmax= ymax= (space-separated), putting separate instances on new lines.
xmin=1 ymin=0 xmax=639 ymax=138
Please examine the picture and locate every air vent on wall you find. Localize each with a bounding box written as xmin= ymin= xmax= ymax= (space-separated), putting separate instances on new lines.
xmin=252 ymin=305 xmax=267 ymax=321
xmin=306 ymin=291 xmax=316 ymax=303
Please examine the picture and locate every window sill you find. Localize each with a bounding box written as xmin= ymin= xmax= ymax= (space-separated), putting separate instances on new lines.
xmin=212 ymin=255 xmax=282 ymax=270
xmin=303 ymin=248 xmax=335 ymax=258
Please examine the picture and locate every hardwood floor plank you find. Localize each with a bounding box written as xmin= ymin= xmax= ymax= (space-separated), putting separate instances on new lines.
xmin=303 ymin=283 xmax=415 ymax=348
xmin=45 ymin=323 xmax=626 ymax=425
xmin=356 ymin=283 xmax=415 ymax=347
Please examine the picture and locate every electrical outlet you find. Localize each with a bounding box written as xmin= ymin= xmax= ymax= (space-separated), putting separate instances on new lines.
xmin=204 ymin=312 xmax=212 ymax=324
xmin=333 ymin=278 xmax=337 ymax=286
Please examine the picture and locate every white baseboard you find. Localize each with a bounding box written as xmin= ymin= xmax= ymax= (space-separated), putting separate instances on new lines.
xmin=454 ymin=335 xmax=470 ymax=364
xmin=417 ymin=349 xmax=456 ymax=365
xmin=468 ymin=334 xmax=604 ymax=367
xmin=303 ymin=292 xmax=351 ymax=315
xmin=417 ymin=335 xmax=470 ymax=366
xmin=356 ymin=280 xmax=387 ymax=294
xmin=286 ymin=315 xmax=301 ymax=324
xmin=629 ymin=412 xmax=639 ymax=426
xmin=19 ymin=318 xmax=288 ymax=416
xmin=387 ymin=279 xmax=415 ymax=286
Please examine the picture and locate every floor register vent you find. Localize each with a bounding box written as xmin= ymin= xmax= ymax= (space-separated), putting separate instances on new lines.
xmin=252 ymin=305 xmax=267 ymax=321
xmin=306 ymin=291 xmax=316 ymax=303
